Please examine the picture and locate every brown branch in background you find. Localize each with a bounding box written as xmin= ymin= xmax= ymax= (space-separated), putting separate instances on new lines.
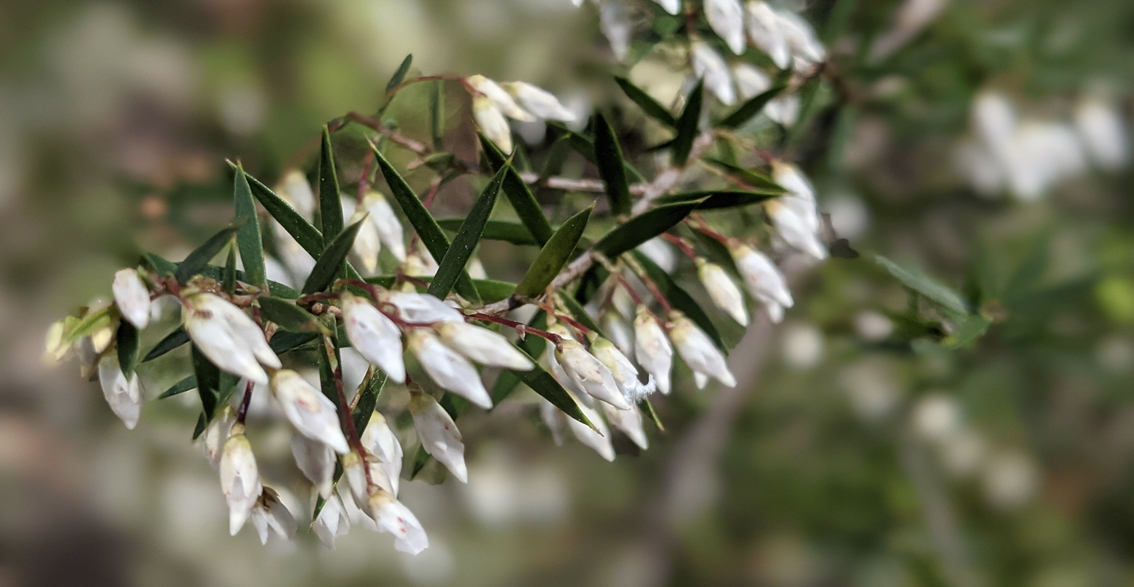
xmin=346 ymin=112 xmax=430 ymax=155
xmin=357 ymin=149 xmax=374 ymax=205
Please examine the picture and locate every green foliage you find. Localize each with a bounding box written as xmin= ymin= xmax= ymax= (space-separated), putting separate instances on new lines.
xmin=515 ymin=206 xmax=592 ymax=297
xmin=232 ymin=166 xmax=267 ymax=288
xmin=593 ymin=113 xmax=633 ymax=217
xmin=302 ymin=218 xmax=365 ymax=294
xmin=594 ymin=199 xmax=703 ymax=257
xmin=671 ymin=80 xmax=704 ymax=166
xmin=428 ymin=166 xmax=505 ymax=298
xmin=615 ymin=76 xmax=677 ymax=127
xmin=478 ymin=133 xmax=554 ymax=245
xmin=318 ymin=126 xmax=344 ymax=247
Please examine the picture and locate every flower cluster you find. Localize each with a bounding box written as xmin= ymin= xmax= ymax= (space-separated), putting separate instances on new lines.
xmin=463 ymin=75 xmax=576 ymax=153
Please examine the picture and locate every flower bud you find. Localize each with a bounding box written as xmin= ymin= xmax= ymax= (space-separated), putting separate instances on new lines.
xmin=341 ymin=294 xmax=406 ymax=383
xmin=771 ymin=162 xmax=819 ymax=230
xmin=694 ymin=372 xmax=710 ymax=390
xmin=599 ymin=1 xmax=632 ymax=60
xmin=732 ymin=62 xmax=772 ymax=101
xmin=766 ymin=200 xmax=828 ymax=260
xmin=344 ymin=199 xmax=382 ymax=274
xmin=183 ymin=293 xmax=280 ymax=384
xmin=435 ymin=321 xmax=534 ymax=371
xmin=361 ymin=411 xmax=403 ymax=497
xmin=668 ymin=312 xmax=736 ymax=387
xmin=633 ymin=307 xmax=673 ymax=395
xmin=408 ymin=330 xmax=492 ymax=409
xmin=314 ymin=492 xmax=351 ymax=549
xmin=601 ymin=402 xmax=648 ymax=450
xmin=776 ymin=9 xmax=826 ymax=66
xmin=342 ymin=450 xmax=370 ymax=511
xmin=653 ymin=0 xmax=681 ymax=15
xmin=600 ymin=309 xmax=635 ymax=357
xmin=705 ymin=0 xmax=746 ymax=55
xmin=112 ymin=269 xmax=151 ymax=330
xmin=368 ymin=489 xmax=429 ymax=555
xmin=691 ymin=41 xmax=736 ymax=105
xmin=97 ymin=355 xmax=142 ymax=429
xmin=588 ymin=334 xmax=655 ymax=403
xmin=385 ymin=291 xmax=463 ymax=324
xmin=1074 ymin=94 xmax=1129 ymax=170
xmin=409 ymin=393 xmax=467 ymax=483
xmin=90 ymin=323 xmax=114 ymax=355
xmin=566 ymin=398 xmax=615 ymax=461
xmin=500 ymin=82 xmax=576 ymax=122
xmin=746 ymin=1 xmax=790 ymax=70
xmin=291 ymin=434 xmax=335 ymax=497
xmin=696 ymin=258 xmax=749 ymax=326
xmin=270 ymin=369 xmax=350 ymax=454
xmin=219 ymin=427 xmax=263 ymax=535
xmin=249 ymin=488 xmax=296 ymax=545
xmin=473 ymin=96 xmax=513 ymax=153
xmin=203 ymin=405 xmax=237 ymax=469
xmin=364 ymin=191 xmax=406 ymax=262
xmin=402 ymin=250 xmax=438 ymax=278
xmin=729 ymin=243 xmax=794 ymax=322
xmin=44 ymin=320 xmax=68 ymax=363
xmin=277 ymin=169 xmax=317 ymax=221
xmin=465 ymin=75 xmax=534 ymax=121
xmin=551 ymin=326 xmax=630 ymax=410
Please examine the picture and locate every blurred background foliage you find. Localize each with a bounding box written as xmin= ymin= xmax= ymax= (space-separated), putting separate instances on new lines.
xmin=2 ymin=0 xmax=1134 ymax=586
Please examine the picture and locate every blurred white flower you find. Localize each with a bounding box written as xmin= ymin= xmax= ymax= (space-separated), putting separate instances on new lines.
xmin=854 ymin=311 xmax=894 ymax=342
xmin=539 ymin=396 xmax=569 ymax=446
xmin=767 ymin=200 xmax=828 ymax=259
xmin=219 ymin=427 xmax=262 ymax=535
xmin=314 ymin=492 xmax=351 ymax=549
xmin=600 ymin=0 xmax=633 ymax=61
xmin=436 ymin=321 xmax=534 ymax=371
xmin=277 ymin=169 xmax=316 ymax=221
xmin=341 ymin=294 xmax=406 ymax=383
xmin=981 ymin=450 xmax=1038 ymax=511
xmin=365 ymin=191 xmax=407 ymax=262
xmin=112 ymin=268 xmax=150 ymax=330
xmin=567 ymin=398 xmax=616 ymax=461
xmin=408 ymin=329 xmax=492 ymax=409
xmin=732 ymin=62 xmax=772 ymax=100
xmin=729 ymin=243 xmax=793 ymax=321
xmin=668 ymin=312 xmax=736 ymax=387
xmin=97 ymin=354 xmax=142 ymax=429
xmin=473 ymin=95 xmax=513 ymax=153
xmin=291 ymin=434 xmax=335 ymax=498
xmin=765 ymin=93 xmax=801 ymax=126
xmin=780 ymin=322 xmax=825 ymax=369
xmin=385 ymin=291 xmax=464 ymax=324
xmin=1074 ymin=94 xmax=1128 ymax=170
xmin=771 ymin=161 xmax=820 ymax=232
xmin=691 ymin=41 xmax=736 ymax=105
xmin=637 ymin=237 xmax=679 ymax=274
xmin=183 ymin=293 xmax=280 ymax=385
xmin=270 ymin=369 xmax=350 ymax=454
xmin=601 ymin=402 xmax=649 ymax=450
xmin=746 ymin=1 xmax=791 ymax=69
xmin=501 ymin=82 xmax=576 ymax=122
xmin=910 ymin=393 xmax=961 ymax=443
xmin=343 ymin=198 xmax=382 ymax=275
xmin=653 ymin=0 xmax=681 ymax=15
xmin=465 ymin=75 xmax=534 ymax=121
xmin=697 ymin=258 xmax=749 ymax=325
xmin=202 ymin=405 xmax=236 ymax=469
xmin=410 ymin=393 xmax=468 ymax=483
xmin=368 ymin=489 xmax=429 ymax=555
xmin=776 ymin=9 xmax=826 ymax=67
xmin=634 ymin=307 xmax=674 ymax=394
xmin=705 ymin=0 xmax=747 ymax=55
xmin=249 ymin=488 xmax=296 ymax=545
xmin=601 ymin=309 xmax=636 ymax=357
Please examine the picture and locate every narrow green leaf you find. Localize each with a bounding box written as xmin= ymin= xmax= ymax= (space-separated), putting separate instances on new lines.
xmin=318 ymin=126 xmax=344 ymax=248
xmin=437 ymin=218 xmax=538 ymax=245
xmin=258 ymin=297 xmax=321 ymax=332
xmin=517 ymin=361 xmax=595 ymax=428
xmin=639 ymin=398 xmax=664 ymax=431
xmin=303 ymin=219 xmax=365 ymax=294
xmin=594 ymin=114 xmax=632 ymax=217
xmin=143 ymin=328 xmax=189 ymax=362
xmin=192 ymin=413 xmax=207 ymax=440
xmin=428 ymin=166 xmax=506 ymax=298
xmin=174 ymin=224 xmax=241 ymax=284
xmin=941 ymin=312 xmax=992 ymax=349
xmin=633 ymin=251 xmax=726 ymax=350
xmin=116 ymin=321 xmax=140 ymax=378
xmin=718 ymin=85 xmax=787 ymax=129
xmin=385 ymin=54 xmax=412 ymax=95
xmin=515 ymin=206 xmax=592 ymax=297
xmin=233 ymin=166 xmax=267 ymax=288
xmin=222 ymin=245 xmax=237 ymax=295
xmin=874 ymin=254 xmax=969 ymax=314
xmin=158 ymin=375 xmax=196 ymax=400
xmin=63 ymin=306 xmax=116 ymax=348
xmin=615 ymin=76 xmax=677 ymax=127
xmin=142 ymin=252 xmax=178 ymax=278
xmin=546 ymin=122 xmax=647 ymax=183
xmin=672 ymin=80 xmax=704 ymax=167
xmin=191 ymin=345 xmax=221 ymax=419
xmin=238 ymin=167 xmax=323 ymax=257
xmin=701 ymin=158 xmax=786 ymax=193
xmin=488 ymin=311 xmax=547 ymax=404
xmin=430 ymin=81 xmax=444 ymax=151
xmin=479 ymin=133 xmax=554 ymax=245
xmin=317 ymin=335 xmax=344 ymax=410
xmin=270 ymin=332 xmax=319 ymax=355
xmin=654 ymin=190 xmax=779 ymax=209
xmin=351 ymin=369 xmax=388 ymax=433
xmin=594 ymin=200 xmax=703 ymax=258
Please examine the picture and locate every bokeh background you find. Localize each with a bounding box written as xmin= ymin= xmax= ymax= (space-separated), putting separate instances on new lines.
xmin=3 ymin=0 xmax=1134 ymax=586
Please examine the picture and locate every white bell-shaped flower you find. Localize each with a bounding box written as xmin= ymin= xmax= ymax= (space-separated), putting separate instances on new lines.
xmin=729 ymin=243 xmax=794 ymax=321
xmin=633 ymin=307 xmax=674 ymax=395
xmin=566 ymin=398 xmax=615 ymax=461
xmin=691 ymin=41 xmax=736 ymax=105
xmin=767 ymin=200 xmax=828 ymax=260
xmin=183 ymin=293 xmax=280 ymax=385
xmin=501 ymin=82 xmax=576 ymax=122
xmin=97 ymin=355 xmax=142 ymax=430
xmin=314 ymin=492 xmax=351 ymax=549
xmin=219 ymin=426 xmax=263 ymax=535
xmin=600 ymin=309 xmax=635 ymax=357
xmin=368 ymin=489 xmax=429 ymax=555
xmin=668 ymin=312 xmax=736 ymax=387
xmin=342 ymin=450 xmax=370 ymax=511
xmin=765 ymin=93 xmax=801 ymax=126
xmin=203 ymin=405 xmax=237 ymax=469
xmin=249 ymin=488 xmax=297 ymax=545
xmin=550 ymin=325 xmax=630 ymax=410
xmin=277 ymin=169 xmax=317 ymax=221
xmin=776 ymin=9 xmax=826 ymax=67
xmin=364 ymin=191 xmax=407 ymax=262
xmin=343 ymin=197 xmax=381 ymax=274
xmin=599 ymin=0 xmax=633 ymax=61
xmin=291 ymin=434 xmax=335 ymax=498
xmin=746 ymin=1 xmax=790 ymax=69
xmin=1074 ymin=95 xmax=1129 ymax=170
xmin=409 ymin=393 xmax=468 ymax=483
xmin=465 ymin=75 xmax=534 ymax=121
xmin=694 ymin=372 xmax=710 ymax=390
xmin=341 ymin=294 xmax=406 ymax=383
xmin=732 ymin=62 xmax=772 ymax=101
xmin=588 ymin=334 xmax=655 ymax=403
xmin=408 ymin=329 xmax=492 ymax=409
xmin=601 ymin=402 xmax=649 ymax=450
xmin=385 ymin=291 xmax=464 ymax=324
xmin=270 ymin=369 xmax=350 ymax=454
xmin=361 ymin=411 xmax=403 ymax=497
xmin=705 ymin=0 xmax=746 ymax=55
xmin=435 ymin=321 xmax=534 ymax=371
xmin=473 ymin=96 xmax=513 ymax=153
xmin=771 ymin=161 xmax=819 ymax=232
xmin=112 ymin=269 xmax=151 ymax=330
xmin=696 ymin=258 xmax=749 ymax=326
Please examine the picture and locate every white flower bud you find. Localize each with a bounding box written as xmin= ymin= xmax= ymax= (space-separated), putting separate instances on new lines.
xmin=385 ymin=292 xmax=463 ymax=324
xmin=90 ymin=323 xmax=114 ymax=355
xmin=343 ymin=198 xmax=382 ymax=274
xmin=277 ymin=169 xmax=316 ymax=221
xmin=408 ymin=330 xmax=492 ymax=409
xmin=633 ymin=307 xmax=673 ymax=395
xmin=588 ymin=334 xmax=655 ymax=403
xmin=314 ymin=492 xmax=351 ymax=549
xmin=1075 ymin=95 xmax=1129 ymax=170
xmin=368 ymin=489 xmax=429 ymax=555
xmin=746 ymin=1 xmax=790 ymax=70
xmin=566 ymin=398 xmax=615 ymax=461
xmin=409 ymin=394 xmax=468 ymax=483
xmin=44 ymin=320 xmax=68 ymax=363
xmin=705 ymin=0 xmax=746 ymax=55
xmin=776 ymin=9 xmax=826 ymax=66
xmin=465 ymin=75 xmax=534 ymax=121
xmin=219 ymin=428 xmax=262 ymax=535
xmin=250 ymin=488 xmax=296 ymax=545
xmin=668 ymin=312 xmax=736 ymax=387
xmin=691 ymin=41 xmax=736 ymax=105
xmin=638 ymin=237 xmax=678 ymax=274
xmin=732 ymin=62 xmax=772 ymax=101
xmin=270 ymin=369 xmax=350 ymax=454
xmin=538 ymin=397 xmax=569 ymax=446
xmin=771 ymin=161 xmax=819 ymax=232
xmin=97 ymin=355 xmax=142 ymax=429
xmin=473 ymin=96 xmax=513 ymax=153
xmin=765 ymin=93 xmax=801 ymax=126
xmin=600 ymin=309 xmax=635 ymax=357
xmin=364 ymin=191 xmax=406 ymax=262
xmin=729 ymin=243 xmax=794 ymax=316
xmin=342 ymin=450 xmax=370 ymax=511
xmin=435 ymin=321 xmax=534 ymax=371
xmin=291 ymin=434 xmax=335 ymax=497
xmin=696 ymin=258 xmax=749 ymax=326
xmin=653 ymin=0 xmax=681 ymax=15
xmin=694 ymin=372 xmax=710 ymax=389
xmin=766 ymin=200 xmax=828 ymax=260
xmin=599 ymin=1 xmax=633 ymax=61
xmin=203 ymin=405 xmax=237 ymax=469
xmin=183 ymin=293 xmax=280 ymax=385
xmin=500 ymin=82 xmax=576 ymax=122
xmin=112 ymin=269 xmax=151 ymax=330
xmin=361 ymin=411 xmax=403 ymax=497
xmin=601 ymin=402 xmax=648 ymax=450
xmin=552 ymin=328 xmax=630 ymax=410
xmin=341 ymin=294 xmax=406 ymax=383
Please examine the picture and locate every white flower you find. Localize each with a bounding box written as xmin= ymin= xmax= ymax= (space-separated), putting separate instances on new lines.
xmin=538 ymin=397 xmax=569 ymax=446
xmin=291 ymin=434 xmax=335 ymax=497
xmin=473 ymin=96 xmax=513 ymax=153
xmin=601 ymin=402 xmax=649 ymax=450
xmin=342 ymin=450 xmax=370 ymax=511
xmin=654 ymin=0 xmax=681 ymax=14
xmin=361 ymin=411 xmax=403 ymax=497
xmin=385 ymin=292 xmax=464 ymax=324
xmin=314 ymin=492 xmax=351 ymax=549
xmin=1075 ymin=95 xmax=1128 ymax=170
xmin=771 ymin=161 xmax=820 ymax=232
xmin=435 ymin=321 xmax=534 ymax=371
xmin=729 ymin=243 xmax=793 ymax=321
xmin=588 ymin=334 xmax=655 ymax=402
xmin=219 ymin=427 xmax=262 ymax=535
xmin=341 ymin=294 xmax=406 ymax=383
xmin=599 ymin=1 xmax=633 ymax=61
xmin=368 ymin=489 xmax=429 ymax=555
xmin=44 ymin=319 xmax=68 ymax=363
xmin=601 ymin=309 xmax=635 ymax=357
xmin=633 ymin=307 xmax=673 ymax=394
xmin=183 ymin=293 xmax=280 ymax=385
xmin=668 ymin=312 xmax=736 ymax=387
xmin=766 ymin=199 xmax=828 ymax=259
xmin=638 ymin=237 xmax=678 ymax=274
xmin=465 ymin=75 xmax=534 ymax=121
xmin=97 ymin=355 xmax=142 ymax=429
xmin=277 ymin=169 xmax=316 ymax=221
xmin=696 ymin=258 xmax=749 ymax=325
xmin=705 ymin=0 xmax=747 ymax=55
xmin=203 ymin=405 xmax=237 ymax=469
xmin=501 ymin=82 xmax=576 ymax=122
xmin=249 ymin=488 xmax=296 ymax=545
xmin=776 ymin=8 xmax=826 ymax=67
xmin=270 ymin=369 xmax=350 ymax=454
xmin=745 ymin=1 xmax=790 ymax=69
xmin=765 ymin=93 xmax=801 ymax=126
xmin=732 ymin=62 xmax=772 ymax=100
xmin=409 ymin=394 xmax=468 ymax=483
xmin=408 ymin=330 xmax=492 ymax=409
xmin=691 ymin=41 xmax=736 ymax=105
xmin=112 ymin=269 xmax=151 ymax=330
xmin=694 ymin=372 xmax=710 ymax=389
xmin=566 ymin=398 xmax=615 ymax=461
xmin=343 ymin=198 xmax=382 ymax=274
xmin=551 ymin=326 xmax=630 ymax=410
xmin=365 ymin=191 xmax=407 ymax=262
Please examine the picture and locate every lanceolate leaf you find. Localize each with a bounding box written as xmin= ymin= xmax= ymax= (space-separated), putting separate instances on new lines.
xmin=515 ymin=206 xmax=593 ymax=297
xmin=515 ymin=360 xmax=595 ymax=429
xmin=191 ymin=345 xmax=221 ymax=421
xmin=718 ymin=84 xmax=787 ymax=129
xmin=174 ymin=224 xmax=241 ymax=284
xmin=594 ymin=114 xmax=632 ymax=217
xmin=594 ymin=199 xmax=703 ymax=258
xmin=385 ymin=54 xmax=413 ymax=95
xmin=318 ymin=126 xmax=344 ymax=248
xmin=479 ymin=133 xmax=554 ymax=245
xmin=428 ymin=166 xmax=506 ymax=298
xmin=654 ymin=190 xmax=779 ymax=209
xmin=116 ymin=321 xmax=140 ymax=378
xmin=258 ymin=297 xmax=321 ymax=332
xmin=158 ymin=375 xmax=197 ymax=400
xmin=303 ymin=219 xmax=365 ymax=294
xmin=351 ymin=369 xmax=388 ymax=433
xmin=702 ymin=158 xmax=786 ymax=193
xmin=615 ymin=76 xmax=677 ymax=127
xmin=672 ymin=80 xmax=704 ymax=167
xmin=236 ymin=166 xmax=323 ymax=257
xmin=632 ymin=251 xmax=726 ymax=350
xmin=233 ymin=165 xmax=267 ymax=288
xmin=143 ymin=328 xmax=190 ymax=362
xmin=222 ymin=246 xmax=237 ymax=295
xmin=270 ymin=332 xmax=319 ymax=355
xmin=874 ymin=254 xmax=969 ymax=314
xmin=437 ymin=218 xmax=538 ymax=245
xmin=546 ymin=122 xmax=646 ymax=183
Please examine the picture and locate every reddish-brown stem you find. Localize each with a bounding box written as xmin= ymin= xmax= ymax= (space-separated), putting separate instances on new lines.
xmin=468 ymin=312 xmax=563 ymax=345
xmin=236 ymin=381 xmax=254 ymax=425
xmin=687 ymin=216 xmax=734 ymax=246
xmin=421 ymin=176 xmax=442 ymax=209
xmin=637 ymin=272 xmax=674 ymax=314
xmin=662 ymin=233 xmax=699 ymax=260
xmin=396 ymin=271 xmax=430 ymax=289
xmin=357 ymin=149 xmax=374 ymax=205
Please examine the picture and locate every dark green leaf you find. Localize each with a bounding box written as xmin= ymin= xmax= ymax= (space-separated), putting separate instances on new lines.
xmin=594 ymin=114 xmax=632 ymax=217
xmin=654 ymin=190 xmax=779 ymax=209
xmin=633 ymin=251 xmax=726 ymax=350
xmin=237 ymin=166 xmax=323 ymax=258
xmin=191 ymin=345 xmax=221 ymax=419
xmin=116 ymin=321 xmax=140 ymax=378
xmin=594 ymin=200 xmax=703 ymax=258
xmin=385 ymin=54 xmax=412 ymax=95
xmin=639 ymin=398 xmax=664 ymax=431
xmin=437 ymin=218 xmax=537 ymax=245
xmin=516 ymin=360 xmax=595 ymax=429
xmin=672 ymin=80 xmax=703 ymax=167
xmin=174 ymin=224 xmax=240 ymax=284
xmin=258 ymin=297 xmax=321 ymax=332
xmin=143 ymin=328 xmax=189 ymax=362
xmin=546 ymin=122 xmax=646 ymax=183
xmin=142 ymin=252 xmax=178 ymax=278
xmin=158 ymin=375 xmax=197 ymax=400
xmin=233 ymin=166 xmax=267 ymax=287
xmin=270 ymin=332 xmax=319 ymax=355
xmin=351 ymin=369 xmax=388 ymax=433
xmin=317 ymin=336 xmax=344 ymax=410
xmin=428 ymin=166 xmax=506 ymax=298
xmin=303 ymin=219 xmax=365 ymax=294
xmin=192 ymin=413 xmax=207 ymax=440
xmin=318 ymin=126 xmax=344 ymax=248
xmin=515 ymin=206 xmax=593 ymax=297
xmin=874 ymin=255 xmax=969 ymax=315
xmin=488 ymin=311 xmax=547 ymax=404
xmin=702 ymin=158 xmax=786 ymax=193
xmin=479 ymin=133 xmax=554 ymax=245
xmin=430 ymin=81 xmax=444 ymax=150
xmin=718 ymin=85 xmax=787 ymax=129
xmin=615 ymin=76 xmax=677 ymax=127
xmin=222 ymin=245 xmax=237 ymax=295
